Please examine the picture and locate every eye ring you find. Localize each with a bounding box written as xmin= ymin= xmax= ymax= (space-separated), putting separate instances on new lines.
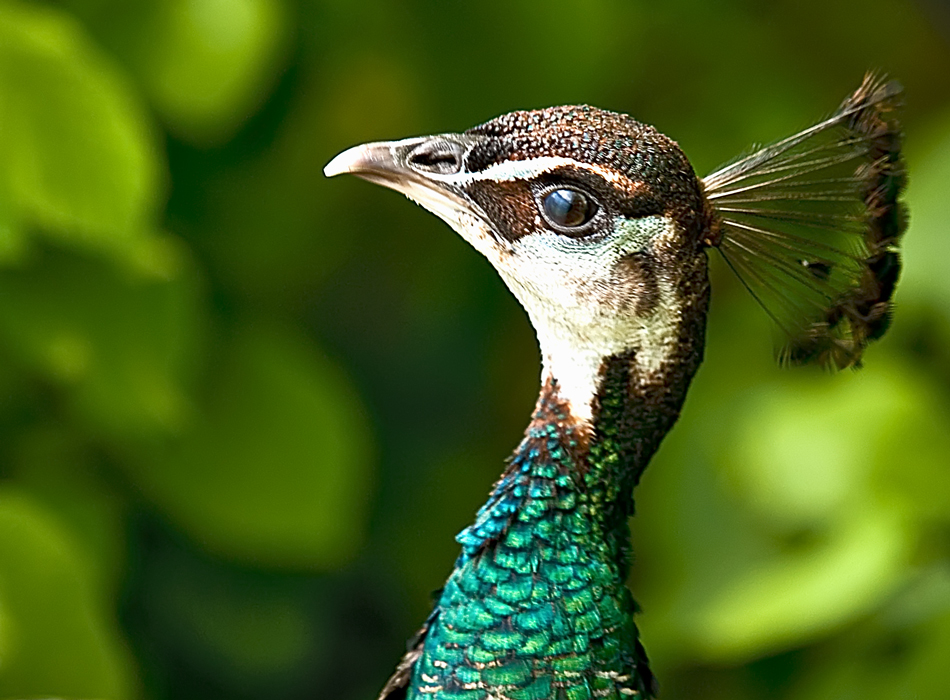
xmin=538 ymin=186 xmax=598 ymax=234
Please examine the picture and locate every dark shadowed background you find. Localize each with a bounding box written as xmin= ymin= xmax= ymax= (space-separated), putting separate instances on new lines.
xmin=0 ymin=1 xmax=949 ymax=698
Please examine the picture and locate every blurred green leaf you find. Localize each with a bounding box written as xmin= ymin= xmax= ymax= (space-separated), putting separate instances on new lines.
xmin=141 ymin=548 xmax=326 ymax=692
xmin=9 ymin=425 xmax=128 ymax=601
xmin=902 ymin=113 xmax=950 ymax=313
xmin=637 ymin=362 xmax=941 ymax=665
xmin=722 ymin=366 xmax=949 ymax=530
xmin=0 ymin=1 xmax=162 ymax=263
xmin=126 ymin=321 xmax=375 ymax=570
xmin=127 ymin=0 xmax=288 ymax=144
xmin=791 ymin=566 xmax=950 ymax=700
xmin=692 ymin=506 xmax=910 ymax=662
xmin=0 ymin=246 xmax=202 ymax=439
xmin=0 ymin=487 xmax=135 ymax=699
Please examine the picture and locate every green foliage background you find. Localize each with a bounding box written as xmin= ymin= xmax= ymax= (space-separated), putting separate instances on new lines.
xmin=0 ymin=1 xmax=947 ymax=698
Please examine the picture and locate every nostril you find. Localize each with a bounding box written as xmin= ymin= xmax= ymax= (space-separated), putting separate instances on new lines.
xmin=407 ymin=141 xmax=463 ymax=175
xmin=410 ymin=151 xmax=459 ymax=170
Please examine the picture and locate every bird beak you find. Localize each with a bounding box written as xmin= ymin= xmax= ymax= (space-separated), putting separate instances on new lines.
xmin=324 ymin=139 xmax=419 ymax=184
xmin=324 ymin=134 xmax=488 ymax=227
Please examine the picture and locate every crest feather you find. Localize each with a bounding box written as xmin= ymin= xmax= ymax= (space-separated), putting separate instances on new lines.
xmin=703 ymin=73 xmax=907 ymax=369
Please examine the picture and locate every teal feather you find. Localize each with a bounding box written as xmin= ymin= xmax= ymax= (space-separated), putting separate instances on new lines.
xmin=391 ymin=377 xmax=656 ymax=700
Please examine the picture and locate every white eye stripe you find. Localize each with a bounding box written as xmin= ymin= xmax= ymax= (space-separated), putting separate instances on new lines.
xmin=467 ymin=156 xmax=584 ymax=182
xmin=438 ymin=156 xmax=625 ymax=187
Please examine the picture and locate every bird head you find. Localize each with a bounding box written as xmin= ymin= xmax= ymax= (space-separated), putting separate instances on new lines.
xmin=325 ymin=106 xmax=712 ymax=423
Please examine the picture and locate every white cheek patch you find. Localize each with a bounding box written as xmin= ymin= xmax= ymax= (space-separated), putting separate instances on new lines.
xmin=399 ymin=157 xmax=682 ymax=425
xmin=489 ymin=215 xmax=682 ymax=423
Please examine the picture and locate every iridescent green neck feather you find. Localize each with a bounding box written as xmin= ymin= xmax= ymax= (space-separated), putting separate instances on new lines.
xmin=384 ymin=305 xmax=709 ymax=700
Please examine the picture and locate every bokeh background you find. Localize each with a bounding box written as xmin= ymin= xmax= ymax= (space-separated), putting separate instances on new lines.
xmin=0 ymin=1 xmax=949 ymax=698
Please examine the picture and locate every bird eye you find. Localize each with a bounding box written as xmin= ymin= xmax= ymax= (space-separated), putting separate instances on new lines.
xmin=541 ymin=188 xmax=596 ymax=230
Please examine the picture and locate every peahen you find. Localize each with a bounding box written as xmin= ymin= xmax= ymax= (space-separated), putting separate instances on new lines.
xmin=325 ymin=74 xmax=906 ymax=700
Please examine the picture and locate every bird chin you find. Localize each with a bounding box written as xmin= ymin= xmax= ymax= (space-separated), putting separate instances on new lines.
xmin=398 ymin=180 xmax=473 ymax=227
xmin=391 ymin=181 xmax=504 ymax=261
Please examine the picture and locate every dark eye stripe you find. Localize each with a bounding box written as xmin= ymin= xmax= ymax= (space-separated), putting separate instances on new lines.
xmin=541 ymin=188 xmax=596 ymax=230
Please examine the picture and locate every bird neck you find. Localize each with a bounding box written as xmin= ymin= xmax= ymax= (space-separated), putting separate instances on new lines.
xmin=456 ymin=329 xmax=706 ymax=572
xmin=422 ymin=335 xmax=706 ymax=700
xmin=585 ymin=346 xmax=701 ymax=524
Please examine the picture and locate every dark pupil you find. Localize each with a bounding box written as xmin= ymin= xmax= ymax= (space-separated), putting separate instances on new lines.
xmin=542 ymin=188 xmax=592 ymax=227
